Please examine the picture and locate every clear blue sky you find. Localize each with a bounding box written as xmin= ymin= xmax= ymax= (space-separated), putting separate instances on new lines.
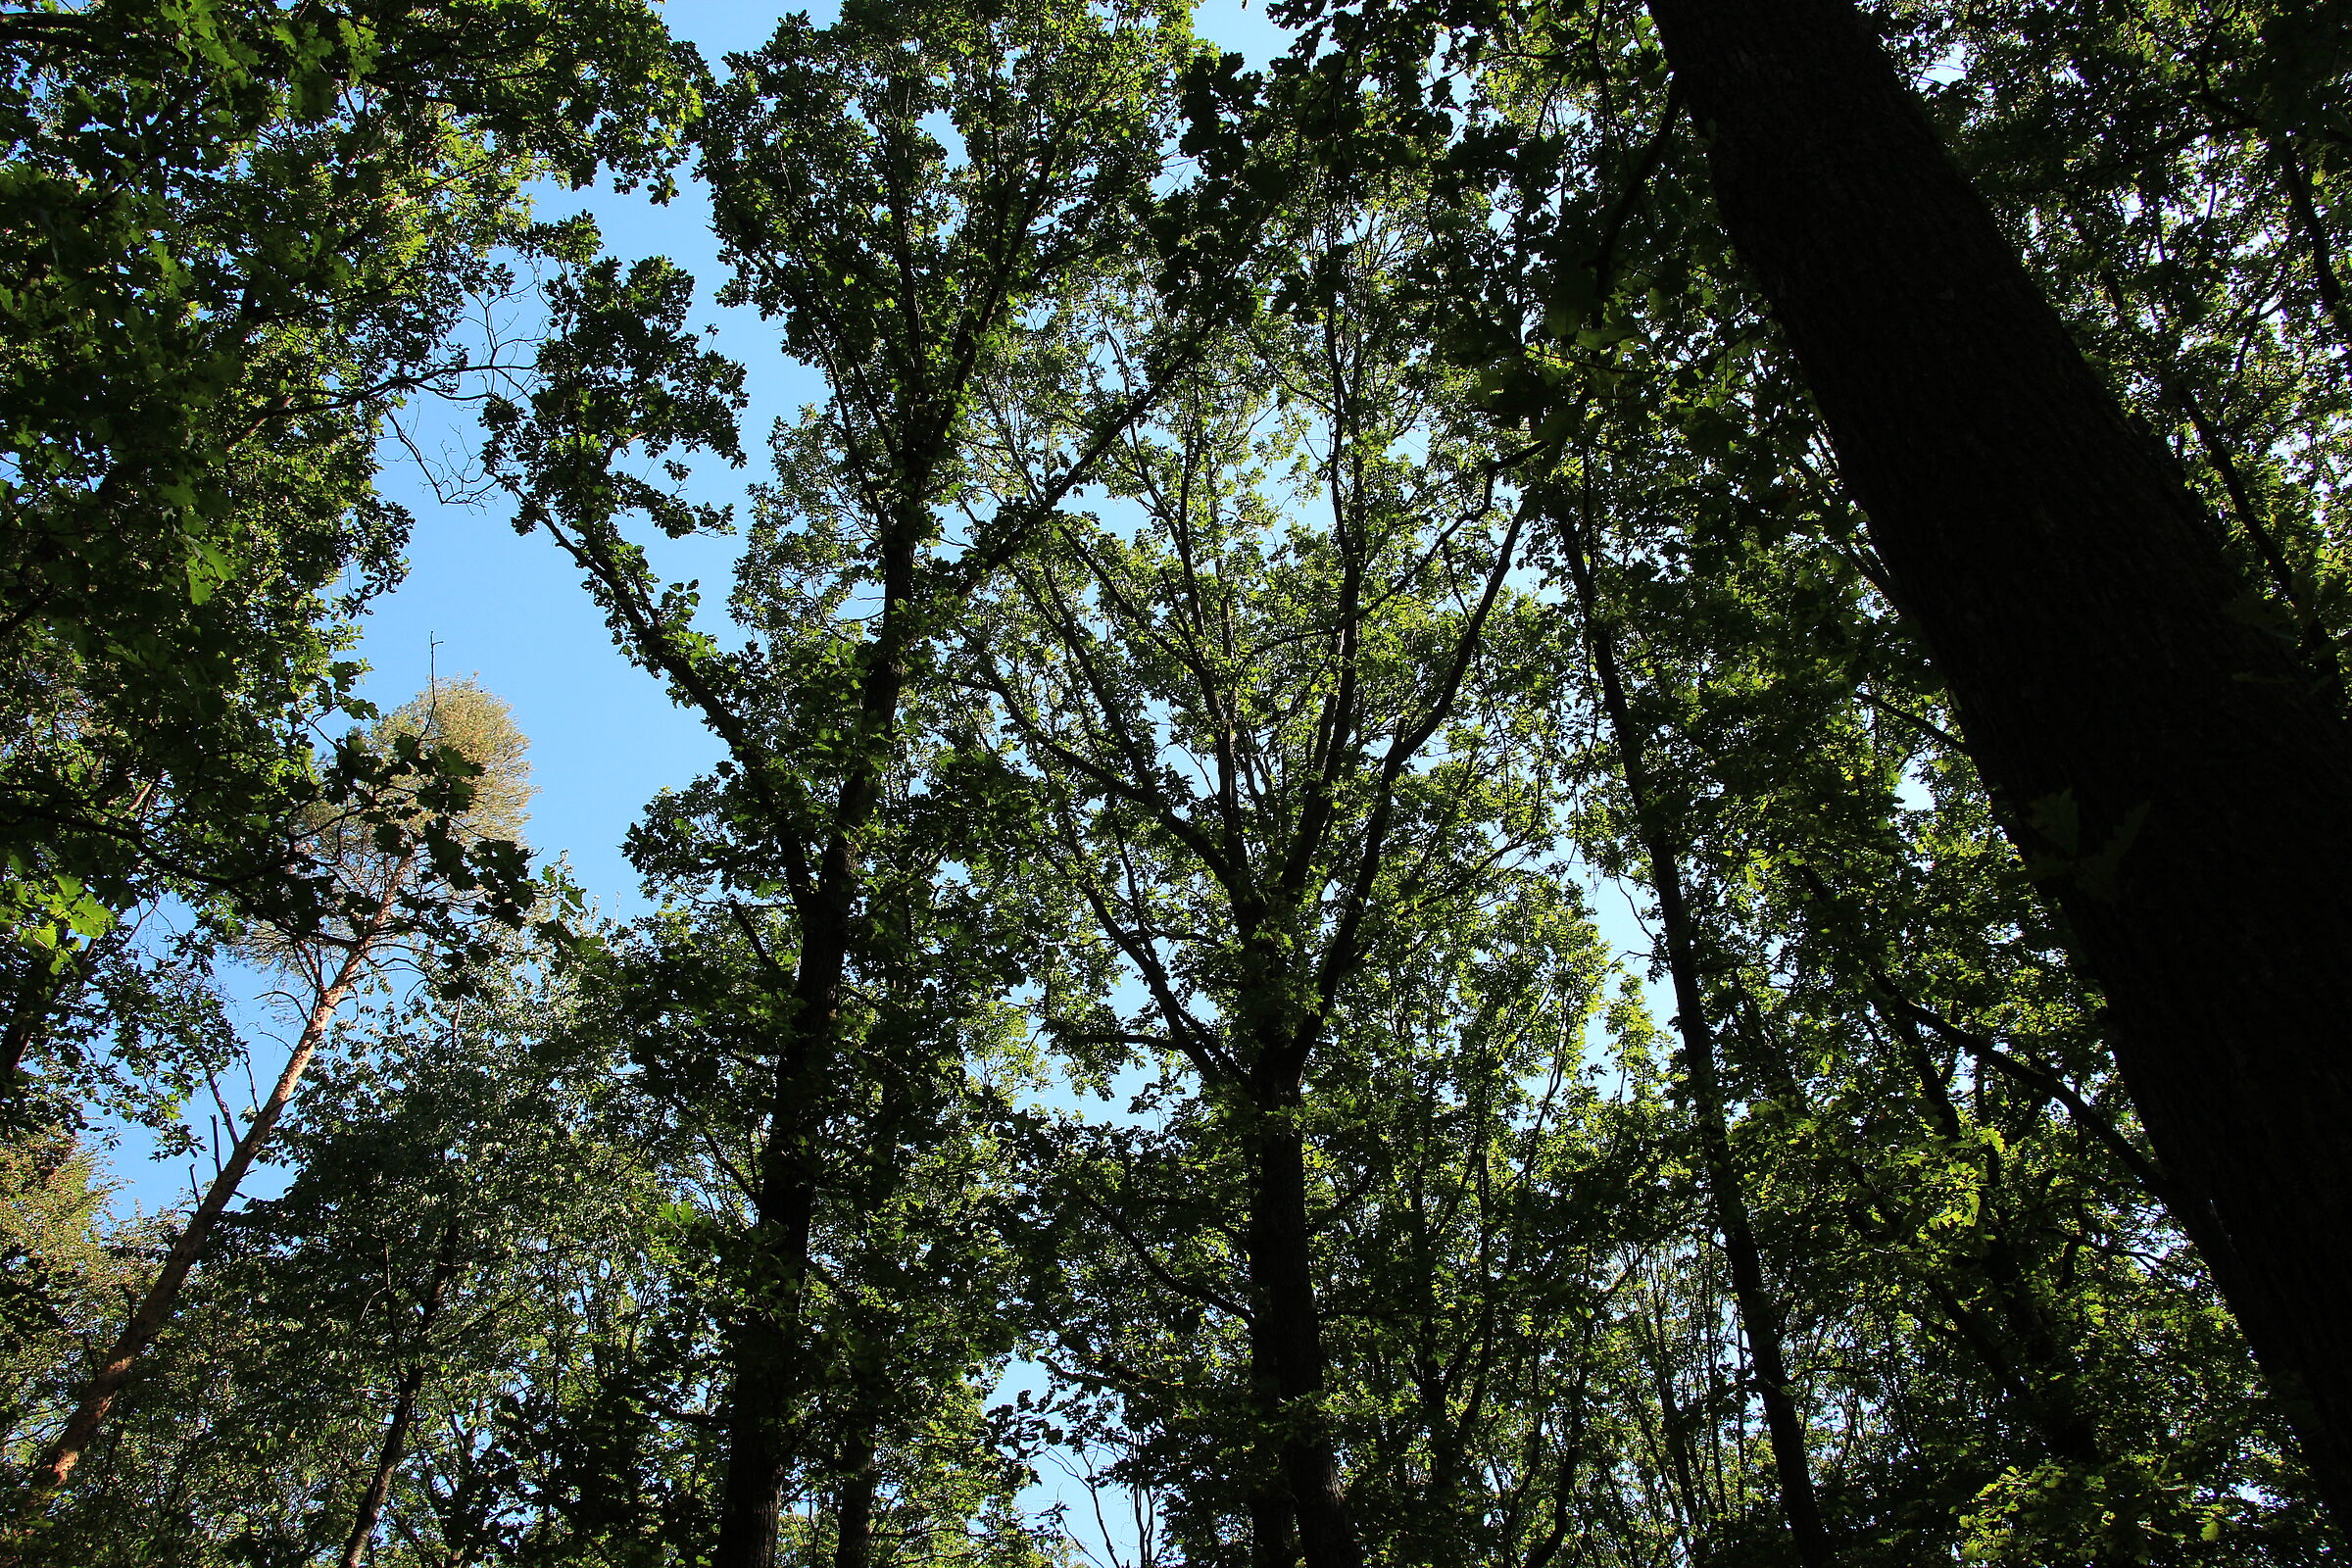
xmin=355 ymin=0 xmax=1296 ymax=917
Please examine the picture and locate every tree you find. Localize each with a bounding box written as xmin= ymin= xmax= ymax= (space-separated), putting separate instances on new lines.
xmin=13 ymin=0 xmax=2352 ymax=1559
xmin=1625 ymin=0 xmax=2352 ymax=1523
xmin=12 ymin=681 xmax=537 ymax=1508
xmin=484 ymin=1 xmax=1238 ymax=1557
xmin=965 ymin=157 xmax=1565 ymax=1566
xmin=0 ymin=0 xmax=695 ymax=1114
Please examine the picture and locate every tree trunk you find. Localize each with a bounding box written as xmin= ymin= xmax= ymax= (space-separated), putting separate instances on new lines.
xmin=712 ymin=505 xmax=920 ymax=1568
xmin=1250 ymin=1489 xmax=1300 ymax=1568
xmin=1640 ymin=0 xmax=2352 ymax=1525
xmin=1567 ymin=530 xmax=1836 ymax=1567
xmin=26 ymin=920 xmax=381 ymax=1493
xmin=1245 ymin=1112 xmax=1365 ymax=1568
xmin=337 ymin=1232 xmax=463 ymax=1568
xmin=0 ymin=957 xmax=71 ymax=1101
xmin=713 ymin=1134 xmax=820 ymax=1568
xmin=831 ymin=1409 xmax=882 ymax=1568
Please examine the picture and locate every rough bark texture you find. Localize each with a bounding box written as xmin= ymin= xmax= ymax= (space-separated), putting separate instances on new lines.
xmin=1640 ymin=0 xmax=2352 ymax=1524
xmin=1569 ymin=537 xmax=1835 ymax=1567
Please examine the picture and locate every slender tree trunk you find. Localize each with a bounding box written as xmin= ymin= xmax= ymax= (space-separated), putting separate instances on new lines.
xmin=337 ymin=1232 xmax=463 ymax=1568
xmin=1647 ymin=1330 xmax=1708 ymax=1548
xmin=25 ymin=918 xmax=382 ymax=1494
xmin=1244 ymin=1109 xmax=1365 ymax=1568
xmin=830 ymin=1407 xmax=882 ymax=1568
xmin=2274 ymin=135 xmax=2352 ymax=353
xmin=1640 ymin=0 xmax=2352 ymax=1524
xmin=1567 ymin=532 xmax=1836 ymax=1567
xmin=1879 ymin=1013 xmax=2098 ymax=1446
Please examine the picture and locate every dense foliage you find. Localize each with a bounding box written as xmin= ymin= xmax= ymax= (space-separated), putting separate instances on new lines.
xmin=5 ymin=0 xmax=2349 ymax=1563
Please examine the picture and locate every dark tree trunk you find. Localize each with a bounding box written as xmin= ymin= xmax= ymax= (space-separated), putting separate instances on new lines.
xmin=1250 ymin=1488 xmax=1300 ymax=1568
xmin=1640 ymin=0 xmax=2352 ymax=1525
xmin=1566 ymin=536 xmax=1836 ymax=1568
xmin=1245 ymin=1112 xmax=1365 ymax=1568
xmin=1247 ymin=1272 xmax=1301 ymax=1568
xmin=712 ymin=503 xmax=921 ymax=1568
xmin=338 ymin=1234 xmax=463 ymax=1568
xmin=0 ymin=958 xmax=70 ymax=1101
xmin=713 ymin=1164 xmax=817 ymax=1568
xmin=831 ymin=1410 xmax=882 ymax=1568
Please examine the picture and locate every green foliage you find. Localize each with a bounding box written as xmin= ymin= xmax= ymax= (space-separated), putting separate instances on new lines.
xmin=0 ymin=0 xmax=697 ymax=1116
xmin=8 ymin=0 xmax=2352 ymax=1563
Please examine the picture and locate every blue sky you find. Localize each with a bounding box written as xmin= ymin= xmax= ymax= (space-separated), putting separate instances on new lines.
xmin=354 ymin=0 xmax=1296 ymax=917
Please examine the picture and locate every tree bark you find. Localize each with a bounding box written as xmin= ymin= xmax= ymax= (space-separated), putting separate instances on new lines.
xmin=1250 ymin=1482 xmax=1300 ymax=1568
xmin=337 ymin=1231 xmax=463 ymax=1568
xmin=1640 ymin=0 xmax=2352 ymax=1525
xmin=1567 ymin=528 xmax=1836 ymax=1568
xmin=25 ymin=913 xmax=384 ymax=1494
xmin=712 ymin=498 xmax=921 ymax=1568
xmin=1244 ymin=1112 xmax=1365 ymax=1568
xmin=830 ymin=1408 xmax=882 ymax=1568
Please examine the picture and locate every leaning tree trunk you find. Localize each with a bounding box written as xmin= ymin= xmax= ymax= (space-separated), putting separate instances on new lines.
xmin=26 ymin=906 xmax=386 ymax=1494
xmin=1566 ymin=533 xmax=1836 ymax=1568
xmin=1637 ymin=0 xmax=2352 ymax=1524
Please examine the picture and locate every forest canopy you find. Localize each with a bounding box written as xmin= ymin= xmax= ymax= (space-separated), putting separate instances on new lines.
xmin=5 ymin=0 xmax=2352 ymax=1565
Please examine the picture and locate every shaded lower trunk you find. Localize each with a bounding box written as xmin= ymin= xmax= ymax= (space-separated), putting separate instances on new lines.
xmin=1250 ymin=1490 xmax=1300 ymax=1568
xmin=713 ymin=1139 xmax=820 ymax=1568
xmin=1640 ymin=0 xmax=2352 ymax=1524
xmin=1245 ymin=1117 xmax=1364 ymax=1568
xmin=831 ymin=1410 xmax=882 ymax=1568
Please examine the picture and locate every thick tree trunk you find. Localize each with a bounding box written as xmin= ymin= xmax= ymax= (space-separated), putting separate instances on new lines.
xmin=1247 ymin=1259 xmax=1301 ymax=1568
xmin=26 ymin=922 xmax=380 ymax=1494
xmin=1245 ymin=1113 xmax=1365 ymax=1568
xmin=713 ymin=509 xmax=919 ymax=1568
xmin=1568 ymin=535 xmax=1836 ymax=1567
xmin=713 ymin=1128 xmax=821 ymax=1568
xmin=337 ymin=1234 xmax=462 ymax=1568
xmin=1641 ymin=0 xmax=2352 ymax=1526
xmin=1250 ymin=1487 xmax=1300 ymax=1568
